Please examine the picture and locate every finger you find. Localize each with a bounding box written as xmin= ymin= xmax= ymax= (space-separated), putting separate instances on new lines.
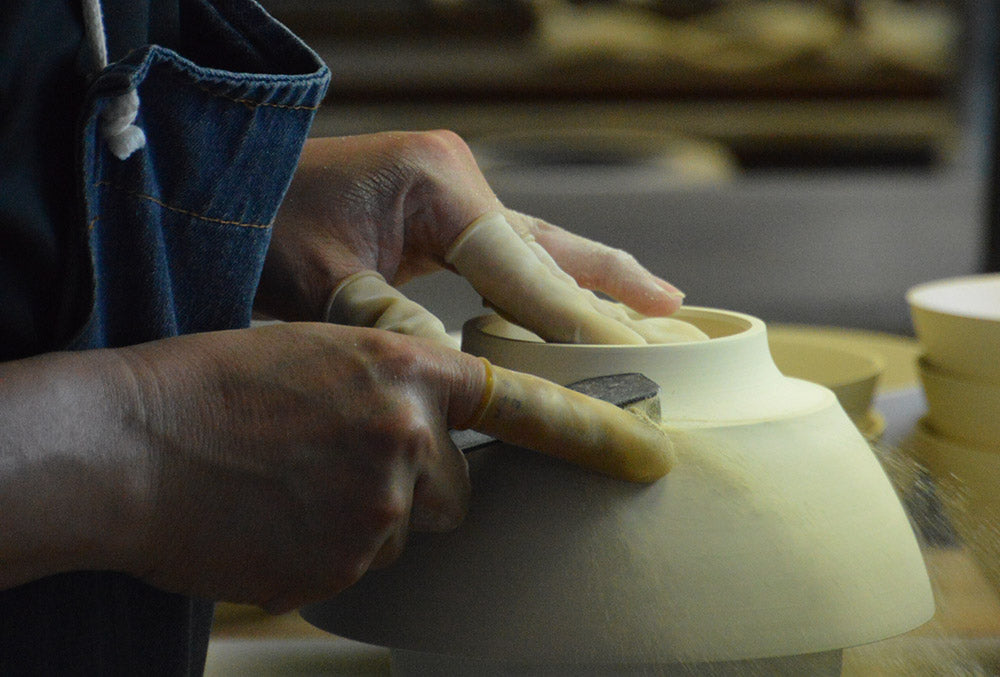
xmin=478 ymin=212 xmax=707 ymax=343
xmin=445 ymin=212 xmax=645 ymax=344
xmin=368 ymin=523 xmax=410 ymax=570
xmin=588 ymin=296 xmax=710 ymax=343
xmin=260 ymin=513 xmax=411 ymax=612
xmin=462 ymin=361 xmax=674 ymax=483
xmin=508 ymin=211 xmax=685 ymax=317
xmin=325 ymin=271 xmax=459 ymax=349
xmin=409 ymin=426 xmax=471 ymax=533
xmin=356 ymin=342 xmax=478 ymax=534
xmin=261 ymin=595 xmax=303 ymax=616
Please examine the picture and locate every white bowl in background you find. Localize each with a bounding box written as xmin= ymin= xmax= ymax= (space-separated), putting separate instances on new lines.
xmin=907 ymin=274 xmax=1000 ymax=383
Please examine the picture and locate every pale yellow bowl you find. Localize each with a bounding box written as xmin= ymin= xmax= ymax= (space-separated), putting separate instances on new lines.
xmin=919 ymin=357 xmax=1000 ymax=452
xmin=305 ymin=309 xmax=933 ymax=665
xmin=907 ymin=274 xmax=1000 ymax=383
xmin=903 ymin=419 xmax=1000 ymax=595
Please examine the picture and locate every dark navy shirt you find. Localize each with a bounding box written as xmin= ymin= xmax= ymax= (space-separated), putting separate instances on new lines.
xmin=0 ymin=0 xmax=179 ymax=361
xmin=0 ymin=2 xmax=216 ymax=674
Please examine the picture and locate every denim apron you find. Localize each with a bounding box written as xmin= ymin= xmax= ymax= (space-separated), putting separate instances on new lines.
xmin=0 ymin=1 xmax=329 ymax=673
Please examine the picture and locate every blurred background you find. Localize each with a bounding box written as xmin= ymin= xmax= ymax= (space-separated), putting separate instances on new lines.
xmin=263 ymin=0 xmax=996 ymax=334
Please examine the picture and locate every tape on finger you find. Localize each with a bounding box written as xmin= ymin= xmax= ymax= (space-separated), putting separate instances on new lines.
xmin=459 ymin=361 xmax=673 ymax=483
xmin=445 ymin=212 xmax=646 ymax=345
xmin=325 ymin=271 xmax=459 ymax=349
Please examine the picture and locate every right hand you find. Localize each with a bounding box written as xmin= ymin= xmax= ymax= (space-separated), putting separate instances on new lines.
xmin=110 ymin=322 xmax=669 ymax=613
xmin=111 ymin=321 xmax=485 ymax=613
xmin=0 ymin=321 xmax=669 ymax=609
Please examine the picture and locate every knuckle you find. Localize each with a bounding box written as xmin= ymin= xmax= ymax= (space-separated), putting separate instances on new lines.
xmin=329 ymin=556 xmax=370 ymax=592
xmin=348 ymin=334 xmax=424 ymax=396
xmin=365 ymin=485 xmax=411 ymax=531
xmin=415 ymin=495 xmax=467 ymax=533
xmin=421 ymin=128 xmax=470 ymax=154
xmin=407 ymin=129 xmax=475 ymax=168
xmin=394 ymin=403 xmax=437 ymax=453
xmin=380 ymin=347 xmax=425 ymax=383
xmin=371 ymin=536 xmax=407 ymax=570
xmin=582 ymin=246 xmax=638 ymax=287
xmin=363 ymin=398 xmax=436 ymax=465
xmin=601 ymin=245 xmax=637 ymax=269
xmin=357 ymin=330 xmax=425 ymax=379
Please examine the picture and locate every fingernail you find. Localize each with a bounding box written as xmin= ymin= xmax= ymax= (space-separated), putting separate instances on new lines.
xmin=655 ymin=279 xmax=685 ymax=299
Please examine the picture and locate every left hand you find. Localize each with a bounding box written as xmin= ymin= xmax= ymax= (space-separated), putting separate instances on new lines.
xmin=254 ymin=131 xmax=688 ymax=345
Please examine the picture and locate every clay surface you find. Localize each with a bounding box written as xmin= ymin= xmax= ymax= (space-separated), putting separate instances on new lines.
xmin=303 ymin=308 xmax=933 ymax=665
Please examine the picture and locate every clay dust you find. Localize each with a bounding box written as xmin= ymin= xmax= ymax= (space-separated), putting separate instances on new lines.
xmin=840 ymin=441 xmax=1000 ymax=676
xmin=643 ymin=426 xmax=1000 ymax=675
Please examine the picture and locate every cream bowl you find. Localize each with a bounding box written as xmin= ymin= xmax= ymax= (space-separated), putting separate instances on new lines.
xmin=907 ymin=274 xmax=1000 ymax=383
xmin=919 ymin=357 xmax=1000 ymax=452
xmin=303 ymin=307 xmax=932 ymax=670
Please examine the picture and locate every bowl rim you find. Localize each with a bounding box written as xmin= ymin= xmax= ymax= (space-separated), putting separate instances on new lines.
xmin=465 ymin=305 xmax=763 ymax=348
xmin=906 ymin=273 xmax=1000 ymax=321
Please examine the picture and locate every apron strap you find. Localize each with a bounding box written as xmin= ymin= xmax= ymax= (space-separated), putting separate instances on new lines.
xmin=80 ymin=0 xmax=146 ymax=160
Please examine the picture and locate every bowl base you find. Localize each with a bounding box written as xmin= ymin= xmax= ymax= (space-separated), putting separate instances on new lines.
xmin=391 ymin=649 xmax=843 ymax=676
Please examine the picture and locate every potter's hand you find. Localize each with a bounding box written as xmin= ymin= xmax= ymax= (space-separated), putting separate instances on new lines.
xmin=110 ymin=323 xmax=482 ymax=613
xmin=255 ymin=131 xmax=692 ymax=345
xmin=0 ymin=322 xmax=670 ymax=613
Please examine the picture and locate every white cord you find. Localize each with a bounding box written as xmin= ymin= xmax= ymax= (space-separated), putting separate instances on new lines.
xmin=81 ymin=0 xmax=146 ymax=160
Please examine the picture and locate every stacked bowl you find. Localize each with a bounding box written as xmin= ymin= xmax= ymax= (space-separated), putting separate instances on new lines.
xmin=904 ymin=274 xmax=1000 ymax=589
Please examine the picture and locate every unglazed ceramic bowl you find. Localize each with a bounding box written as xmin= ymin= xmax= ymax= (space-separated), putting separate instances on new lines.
xmin=389 ymin=647 xmax=843 ymax=676
xmin=302 ymin=308 xmax=933 ymax=670
xmin=918 ymin=357 xmax=1000 ymax=452
xmin=907 ymin=274 xmax=1000 ymax=383
xmin=904 ymin=419 xmax=1000 ymax=595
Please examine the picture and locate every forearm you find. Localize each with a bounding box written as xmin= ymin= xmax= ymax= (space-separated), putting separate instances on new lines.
xmin=0 ymin=348 xmax=146 ymax=589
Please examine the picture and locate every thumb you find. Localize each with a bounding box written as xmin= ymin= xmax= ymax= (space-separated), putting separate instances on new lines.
xmin=458 ymin=361 xmax=673 ymax=483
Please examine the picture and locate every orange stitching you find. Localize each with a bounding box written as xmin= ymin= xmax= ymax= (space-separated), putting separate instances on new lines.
xmin=95 ymin=181 xmax=271 ymax=229
xmin=226 ymin=93 xmax=320 ymax=112
xmin=190 ymin=80 xmax=321 ymax=111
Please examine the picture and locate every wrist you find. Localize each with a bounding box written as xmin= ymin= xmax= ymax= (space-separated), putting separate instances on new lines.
xmin=0 ymin=349 xmax=154 ymax=587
